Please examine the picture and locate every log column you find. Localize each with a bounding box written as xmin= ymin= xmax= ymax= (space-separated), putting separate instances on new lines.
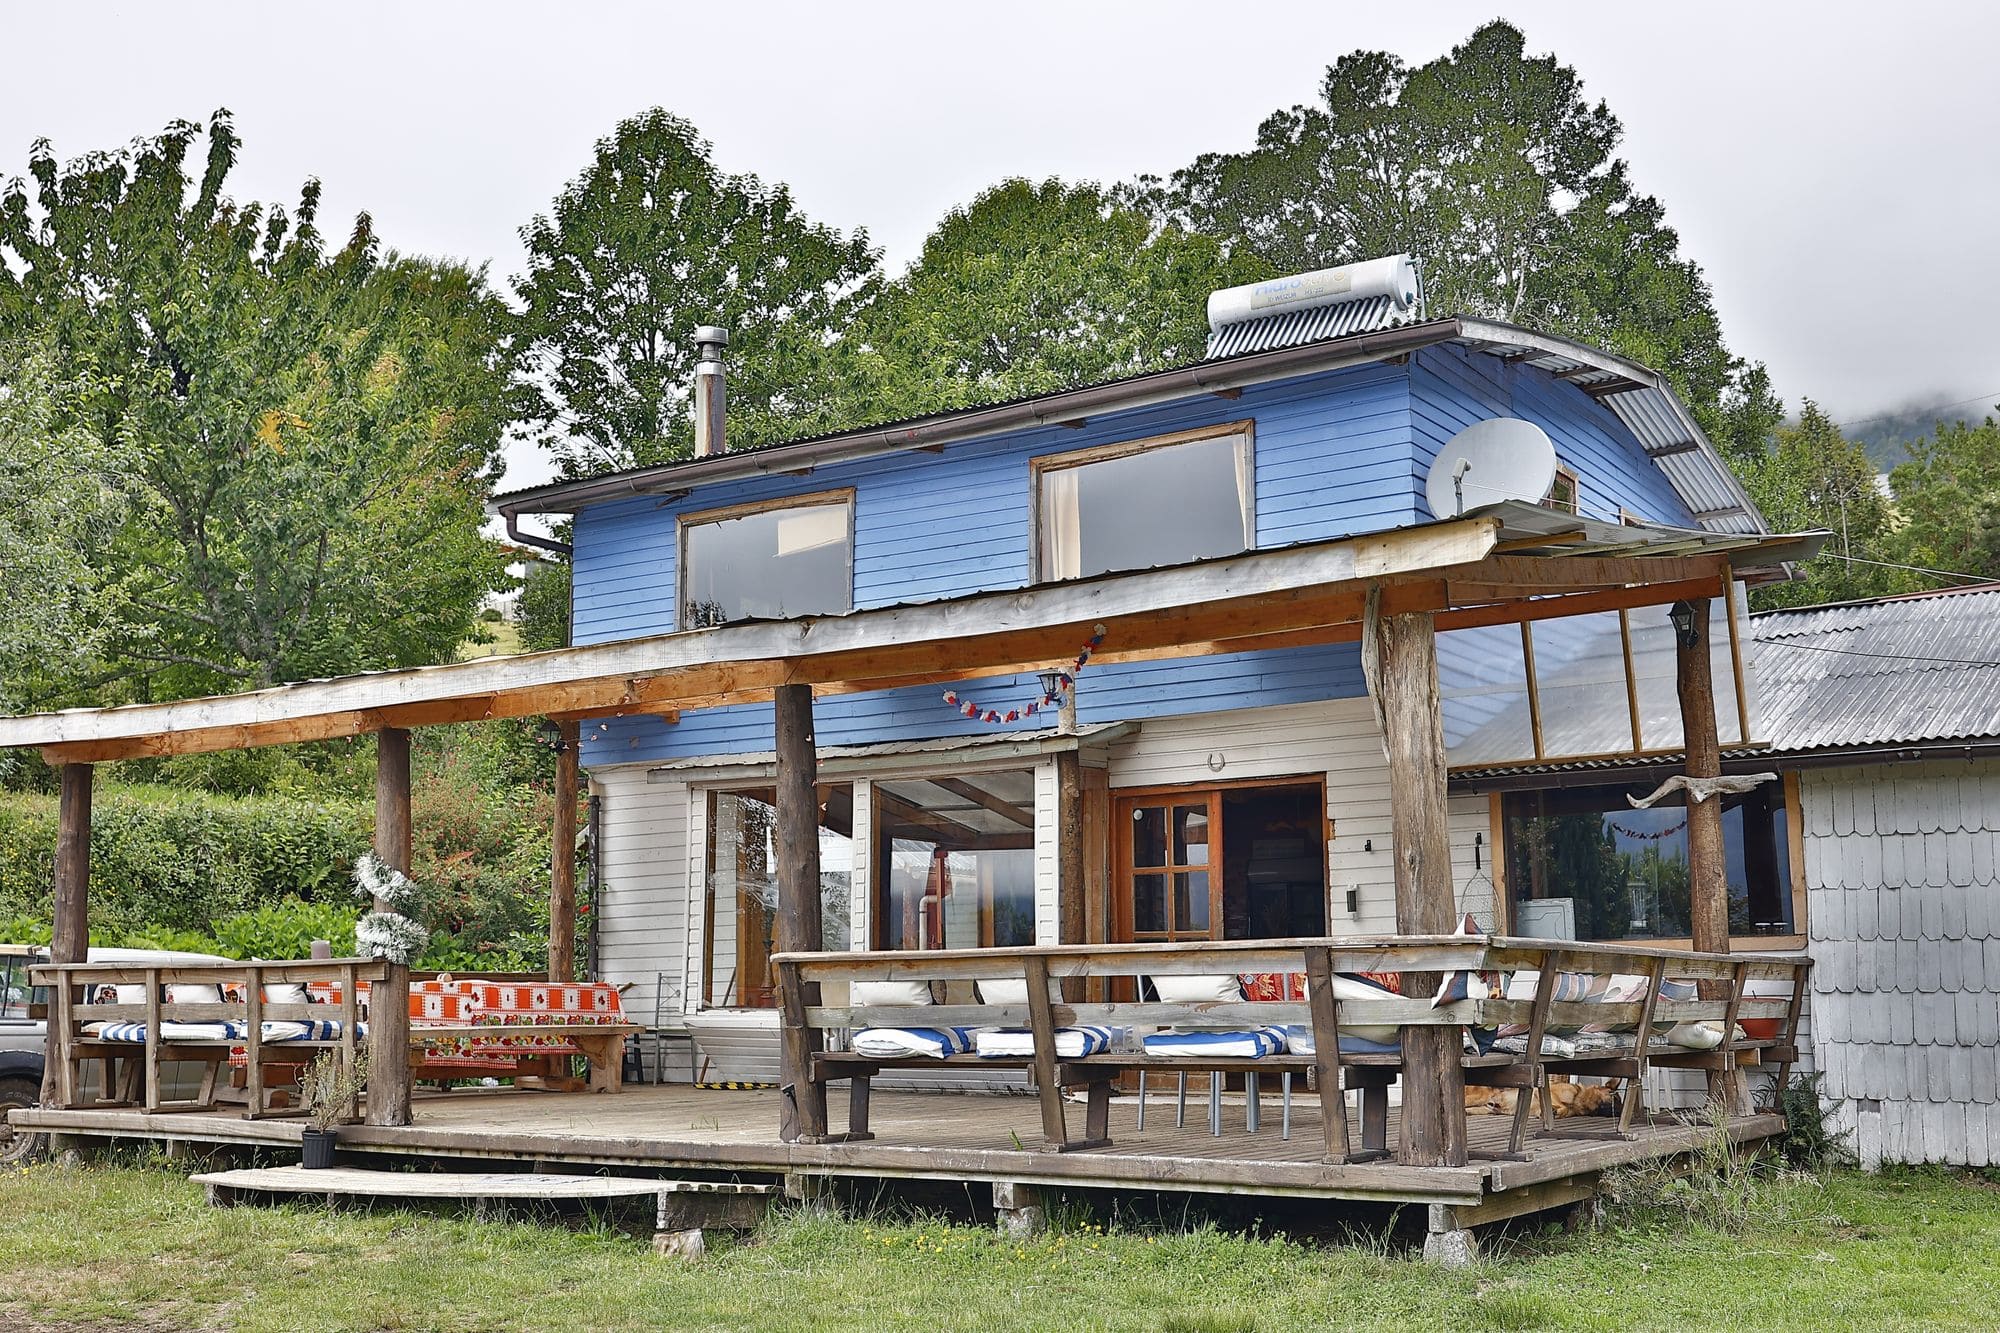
xmin=548 ymin=718 xmax=581 ymax=983
xmin=1674 ymin=598 xmax=1743 ymax=1107
xmin=1373 ymin=608 xmax=1469 ymax=1168
xmin=773 ymin=685 xmax=827 ymax=1142
xmin=40 ymin=763 xmax=92 ymax=1107
xmin=366 ymin=728 xmax=414 ymax=1127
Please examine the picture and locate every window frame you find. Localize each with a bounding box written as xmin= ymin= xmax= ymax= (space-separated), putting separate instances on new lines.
xmin=675 ymin=487 xmax=857 ymax=630
xmin=869 ymin=766 xmax=1040 ymax=953
xmin=1028 ymin=420 xmax=1256 ymax=583
xmin=1543 ymin=464 xmax=1581 ymax=516
xmin=1488 ymin=772 xmax=1808 ymax=950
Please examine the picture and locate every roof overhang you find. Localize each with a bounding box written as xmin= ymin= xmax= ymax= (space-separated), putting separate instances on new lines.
xmin=0 ymin=504 xmax=1825 ymax=766
xmin=490 ymin=318 xmax=1766 ymax=541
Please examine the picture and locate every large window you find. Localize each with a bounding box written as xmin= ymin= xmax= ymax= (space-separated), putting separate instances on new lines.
xmin=1033 ymin=424 xmax=1253 ymax=580
xmin=873 ymin=771 xmax=1037 ymax=952
xmin=1501 ymin=776 xmax=1802 ymax=945
xmin=702 ymin=785 xmax=854 ymax=1008
xmin=680 ymin=491 xmax=853 ymax=629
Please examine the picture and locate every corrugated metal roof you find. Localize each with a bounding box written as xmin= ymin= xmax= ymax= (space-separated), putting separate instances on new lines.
xmin=1203 ymin=296 xmax=1416 ymax=358
xmin=1752 ymin=585 xmax=2000 ymax=752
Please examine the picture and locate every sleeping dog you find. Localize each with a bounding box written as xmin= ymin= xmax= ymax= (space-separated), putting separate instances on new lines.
xmin=1465 ymin=1079 xmax=1621 ymax=1119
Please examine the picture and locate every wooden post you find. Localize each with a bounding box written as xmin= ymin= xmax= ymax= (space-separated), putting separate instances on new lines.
xmin=41 ymin=763 xmax=92 ymax=1108
xmin=549 ymin=718 xmax=581 ymax=983
xmin=1674 ymin=598 xmax=1742 ymax=1107
xmin=1371 ymin=607 xmax=1469 ymax=1168
xmin=1055 ymin=751 xmax=1085 ymax=999
xmin=772 ymin=685 xmax=826 ymax=1142
xmin=366 ymin=728 xmax=414 ymax=1127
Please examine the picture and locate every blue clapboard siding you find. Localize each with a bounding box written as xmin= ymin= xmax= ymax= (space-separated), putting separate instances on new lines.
xmin=1408 ymin=345 xmax=1696 ymax=525
xmin=569 ymin=351 xmax=1677 ymax=765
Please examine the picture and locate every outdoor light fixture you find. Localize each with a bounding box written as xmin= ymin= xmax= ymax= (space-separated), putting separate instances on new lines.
xmin=1037 ymin=670 xmax=1064 ymax=698
xmin=537 ymin=717 xmax=571 ymax=752
xmin=1668 ymin=600 xmax=1701 ymax=649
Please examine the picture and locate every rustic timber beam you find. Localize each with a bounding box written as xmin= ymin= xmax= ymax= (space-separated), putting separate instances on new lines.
xmin=366 ymin=729 xmax=414 ymax=1128
xmin=40 ymin=763 xmax=92 ymax=1108
xmin=773 ymin=685 xmax=827 ymax=1143
xmin=1366 ymin=599 xmax=1469 ymax=1169
xmin=548 ymin=719 xmax=581 ymax=984
xmin=1673 ymin=598 xmax=1744 ymax=1111
xmin=931 ymin=777 xmax=1036 ymax=829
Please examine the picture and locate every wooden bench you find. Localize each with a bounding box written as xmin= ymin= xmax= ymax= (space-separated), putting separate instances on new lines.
xmin=777 ymin=936 xmax=1811 ymax=1162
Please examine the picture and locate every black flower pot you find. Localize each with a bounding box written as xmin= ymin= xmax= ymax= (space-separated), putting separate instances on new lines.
xmin=300 ymin=1128 xmax=338 ymax=1170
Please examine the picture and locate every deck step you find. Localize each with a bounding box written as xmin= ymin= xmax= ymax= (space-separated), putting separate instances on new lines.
xmin=190 ymin=1166 xmax=775 ymax=1230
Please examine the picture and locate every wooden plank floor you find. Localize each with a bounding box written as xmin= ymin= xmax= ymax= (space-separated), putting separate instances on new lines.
xmin=15 ymin=1084 xmax=1785 ymax=1207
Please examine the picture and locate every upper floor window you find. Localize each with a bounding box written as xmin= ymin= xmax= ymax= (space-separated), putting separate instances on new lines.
xmin=1543 ymin=465 xmax=1581 ymax=515
xmin=679 ymin=490 xmax=853 ymax=629
xmin=1033 ymin=423 xmax=1254 ymax=581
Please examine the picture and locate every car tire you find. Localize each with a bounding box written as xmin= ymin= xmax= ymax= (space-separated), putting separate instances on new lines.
xmin=0 ymin=1074 xmax=49 ymax=1167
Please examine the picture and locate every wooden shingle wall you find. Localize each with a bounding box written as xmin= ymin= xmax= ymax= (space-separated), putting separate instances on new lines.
xmin=1804 ymin=759 xmax=2000 ymax=1167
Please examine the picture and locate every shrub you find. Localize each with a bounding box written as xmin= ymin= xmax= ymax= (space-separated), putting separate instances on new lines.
xmin=1777 ymin=1071 xmax=1854 ymax=1169
xmin=212 ymin=897 xmax=361 ymax=960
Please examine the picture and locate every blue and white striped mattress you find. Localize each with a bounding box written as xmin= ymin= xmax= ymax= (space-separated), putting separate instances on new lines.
xmin=1141 ymin=1027 xmax=1289 ymax=1059
xmin=849 ymin=1026 xmax=982 ymax=1059
xmin=974 ymin=1025 xmax=1122 ymax=1059
xmin=84 ymin=1019 xmax=356 ymax=1043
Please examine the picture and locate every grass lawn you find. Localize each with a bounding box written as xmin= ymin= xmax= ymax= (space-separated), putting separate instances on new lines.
xmin=2 ymin=1158 xmax=1997 ymax=1331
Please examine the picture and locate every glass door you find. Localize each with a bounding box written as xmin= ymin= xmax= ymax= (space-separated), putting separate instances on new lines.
xmin=1114 ymin=792 xmax=1224 ymax=943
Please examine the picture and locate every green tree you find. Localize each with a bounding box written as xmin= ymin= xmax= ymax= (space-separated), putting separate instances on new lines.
xmin=0 ymin=342 xmax=125 ymax=717
xmin=851 ymin=178 xmax=1270 ymax=417
xmin=1886 ymin=411 xmax=2000 ymax=583
xmin=516 ymin=554 xmax=572 ymax=653
xmin=512 ymin=109 xmax=879 ymax=478
xmin=1740 ymin=402 xmax=1899 ymax=607
xmin=0 ymin=112 xmax=512 ymax=698
xmin=1137 ymin=20 xmax=1737 ymax=415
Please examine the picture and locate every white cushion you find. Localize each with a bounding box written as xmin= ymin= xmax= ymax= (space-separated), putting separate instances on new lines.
xmin=976 ymin=979 xmax=1029 ymax=1006
xmin=109 ymin=984 xmax=146 ymax=1006
xmin=165 ymin=983 xmax=224 ymax=1005
xmin=849 ymin=980 xmax=933 ymax=1007
xmin=253 ymin=960 xmax=311 ymax=1005
xmin=1149 ymin=974 xmax=1243 ymax=1004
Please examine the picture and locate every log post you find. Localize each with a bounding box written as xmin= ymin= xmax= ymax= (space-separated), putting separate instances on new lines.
xmin=40 ymin=763 xmax=92 ymax=1107
xmin=772 ymin=685 xmax=826 ymax=1142
xmin=548 ymin=718 xmax=581 ymax=983
xmin=366 ymin=728 xmax=414 ymax=1127
xmin=1371 ymin=607 xmax=1469 ymax=1168
xmin=1055 ymin=750 xmax=1085 ymax=999
xmin=1674 ymin=598 xmax=1744 ymax=1107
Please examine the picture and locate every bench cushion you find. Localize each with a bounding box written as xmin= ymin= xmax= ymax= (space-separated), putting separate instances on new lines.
xmin=850 ymin=1026 xmax=981 ymax=1059
xmin=1142 ymin=1027 xmax=1287 ymax=1058
xmin=975 ymin=1025 xmax=1122 ymax=1059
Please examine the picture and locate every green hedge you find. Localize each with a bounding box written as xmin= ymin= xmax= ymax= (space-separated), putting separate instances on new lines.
xmin=0 ymin=786 xmax=368 ymax=939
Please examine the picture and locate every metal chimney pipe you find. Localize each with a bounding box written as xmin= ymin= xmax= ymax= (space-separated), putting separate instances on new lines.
xmin=692 ymin=324 xmax=728 ymax=457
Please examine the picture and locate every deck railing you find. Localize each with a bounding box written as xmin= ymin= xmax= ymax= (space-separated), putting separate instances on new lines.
xmin=33 ymin=958 xmax=385 ymax=1117
xmin=774 ymin=935 xmax=1811 ymax=1159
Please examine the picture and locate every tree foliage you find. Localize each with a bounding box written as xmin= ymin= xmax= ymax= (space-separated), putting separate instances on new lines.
xmin=512 ymin=109 xmax=879 ymax=477
xmin=1739 ymin=402 xmax=1899 ymax=608
xmin=1136 ymin=20 xmax=1736 ymax=414
xmin=0 ymin=342 xmax=125 ymax=716
xmin=0 ymin=111 xmax=512 ymax=699
xmin=1886 ymin=412 xmax=2000 ymax=584
xmin=850 ymin=178 xmax=1270 ymax=417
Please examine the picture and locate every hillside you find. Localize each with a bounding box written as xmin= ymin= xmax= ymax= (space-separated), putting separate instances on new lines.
xmin=1841 ymin=395 xmax=2000 ymax=470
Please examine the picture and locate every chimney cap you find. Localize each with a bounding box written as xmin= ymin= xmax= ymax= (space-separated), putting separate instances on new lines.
xmin=693 ymin=324 xmax=729 ymax=347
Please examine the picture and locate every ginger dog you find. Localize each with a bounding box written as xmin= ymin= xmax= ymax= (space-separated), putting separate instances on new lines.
xmin=1464 ymin=1079 xmax=1620 ymax=1119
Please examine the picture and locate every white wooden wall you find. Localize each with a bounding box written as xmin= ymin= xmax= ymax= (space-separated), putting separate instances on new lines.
xmin=591 ymin=765 xmax=690 ymax=1029
xmin=1802 ymin=759 xmax=2000 ymax=1168
xmin=1103 ymin=698 xmax=1499 ymax=932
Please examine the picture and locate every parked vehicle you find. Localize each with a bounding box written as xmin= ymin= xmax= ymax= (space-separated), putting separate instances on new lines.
xmin=0 ymin=944 xmax=232 ymax=1165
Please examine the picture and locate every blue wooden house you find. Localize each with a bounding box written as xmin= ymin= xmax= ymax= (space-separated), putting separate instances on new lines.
xmin=489 ymin=257 xmax=1795 ymax=1082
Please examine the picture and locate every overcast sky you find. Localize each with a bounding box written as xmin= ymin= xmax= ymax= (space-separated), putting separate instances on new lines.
xmin=5 ymin=2 xmax=1996 ymax=493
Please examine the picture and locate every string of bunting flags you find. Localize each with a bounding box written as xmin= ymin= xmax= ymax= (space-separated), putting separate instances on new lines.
xmin=1605 ymin=816 xmax=1688 ymax=842
xmin=942 ymin=624 xmax=1107 ymax=724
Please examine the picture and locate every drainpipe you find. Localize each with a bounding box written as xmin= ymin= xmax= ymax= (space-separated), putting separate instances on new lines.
xmin=693 ymin=324 xmax=728 ymax=458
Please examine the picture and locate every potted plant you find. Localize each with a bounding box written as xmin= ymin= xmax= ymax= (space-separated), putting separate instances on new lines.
xmin=296 ymin=1048 xmax=368 ymax=1170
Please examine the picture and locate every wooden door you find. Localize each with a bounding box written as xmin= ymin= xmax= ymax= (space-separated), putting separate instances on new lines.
xmin=1112 ymin=791 xmax=1224 ymax=944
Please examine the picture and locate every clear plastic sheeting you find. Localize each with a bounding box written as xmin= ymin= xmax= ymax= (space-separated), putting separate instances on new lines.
xmin=1439 ymin=585 xmax=1754 ymax=766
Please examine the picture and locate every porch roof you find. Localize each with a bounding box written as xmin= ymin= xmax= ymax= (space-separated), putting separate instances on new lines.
xmin=0 ymin=502 xmax=1824 ymax=765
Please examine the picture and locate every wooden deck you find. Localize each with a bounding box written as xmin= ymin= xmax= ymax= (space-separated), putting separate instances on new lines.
xmin=15 ymin=1083 xmax=1784 ymax=1218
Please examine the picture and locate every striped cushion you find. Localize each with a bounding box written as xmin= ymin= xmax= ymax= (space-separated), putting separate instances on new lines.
xmin=975 ymin=1025 xmax=1121 ymax=1059
xmin=850 ymin=1026 xmax=980 ymax=1059
xmin=1142 ymin=1027 xmax=1288 ymax=1059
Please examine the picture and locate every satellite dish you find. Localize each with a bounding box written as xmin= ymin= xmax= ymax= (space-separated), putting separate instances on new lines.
xmin=1423 ymin=417 xmax=1558 ymax=519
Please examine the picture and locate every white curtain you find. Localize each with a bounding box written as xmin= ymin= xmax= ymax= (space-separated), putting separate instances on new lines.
xmin=1042 ymin=468 xmax=1083 ymax=579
